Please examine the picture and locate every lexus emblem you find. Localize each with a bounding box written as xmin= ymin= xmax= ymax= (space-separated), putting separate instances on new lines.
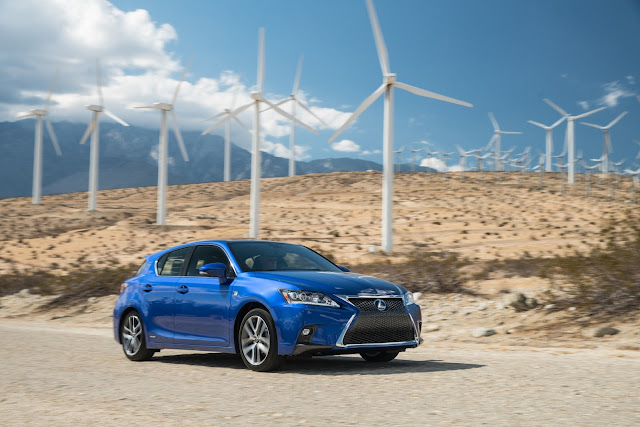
xmin=374 ymin=299 xmax=387 ymax=311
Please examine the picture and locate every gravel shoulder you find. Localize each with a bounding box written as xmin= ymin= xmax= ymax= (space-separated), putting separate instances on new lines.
xmin=1 ymin=319 xmax=639 ymax=426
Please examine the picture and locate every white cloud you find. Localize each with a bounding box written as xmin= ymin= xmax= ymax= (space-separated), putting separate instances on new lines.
xmin=626 ymin=75 xmax=636 ymax=85
xmin=361 ymin=149 xmax=381 ymax=156
xmin=331 ymin=139 xmax=360 ymax=153
xmin=420 ymin=157 xmax=448 ymax=172
xmin=577 ymin=101 xmax=589 ymax=110
xmin=261 ymin=140 xmax=311 ymax=161
xmin=598 ymin=81 xmax=636 ymax=107
xmin=0 ymin=0 xmax=351 ymax=153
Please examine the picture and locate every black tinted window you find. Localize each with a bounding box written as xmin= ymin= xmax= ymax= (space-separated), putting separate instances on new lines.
xmin=228 ymin=242 xmax=340 ymax=272
xmin=157 ymin=247 xmax=191 ymax=276
xmin=186 ymin=245 xmax=233 ymax=277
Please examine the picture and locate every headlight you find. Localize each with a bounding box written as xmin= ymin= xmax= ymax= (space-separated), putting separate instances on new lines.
xmin=403 ymin=292 xmax=415 ymax=306
xmin=279 ymin=289 xmax=340 ymax=308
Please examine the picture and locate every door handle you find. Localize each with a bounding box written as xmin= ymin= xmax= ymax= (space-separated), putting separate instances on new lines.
xmin=177 ymin=285 xmax=189 ymax=294
xmin=142 ymin=284 xmax=153 ymax=292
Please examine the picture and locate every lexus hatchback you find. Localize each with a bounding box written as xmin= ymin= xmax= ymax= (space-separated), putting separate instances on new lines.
xmin=113 ymin=240 xmax=422 ymax=371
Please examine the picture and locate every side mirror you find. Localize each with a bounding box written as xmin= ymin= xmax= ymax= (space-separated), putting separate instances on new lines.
xmin=199 ymin=262 xmax=228 ymax=284
xmin=338 ymin=265 xmax=350 ymax=273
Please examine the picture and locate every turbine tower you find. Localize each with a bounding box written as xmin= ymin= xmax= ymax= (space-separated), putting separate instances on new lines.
xmin=580 ymin=111 xmax=628 ymax=174
xmin=16 ymin=71 xmax=62 ymax=205
xmin=202 ymin=87 xmax=250 ymax=182
xmin=272 ymin=55 xmax=327 ymax=177
xmin=79 ymin=60 xmax=129 ymax=211
xmin=201 ymin=28 xmax=317 ymax=238
xmin=543 ymin=98 xmax=605 ymax=184
xmin=527 ymin=116 xmax=565 ymax=172
xmin=486 ymin=112 xmax=521 ymax=171
xmin=328 ymin=0 xmax=472 ymax=252
xmin=136 ymin=60 xmax=193 ymax=225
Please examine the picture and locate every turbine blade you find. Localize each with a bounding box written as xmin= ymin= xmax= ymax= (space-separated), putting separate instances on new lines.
xmin=543 ymin=98 xmax=568 ymax=116
xmin=79 ymin=119 xmax=96 ymax=145
xmin=328 ymin=83 xmax=387 ymax=143
xmin=44 ymin=70 xmax=59 ymax=110
xmin=366 ymin=0 xmax=390 ymax=75
xmin=202 ymin=101 xmax=253 ymax=135
xmin=499 ymin=131 xmax=522 ymax=135
xmin=394 ymin=81 xmax=472 ymax=107
xmin=606 ymin=111 xmax=628 ymax=128
xmin=257 ymin=28 xmax=265 ymax=92
xmin=456 ymin=145 xmax=465 ymax=156
xmin=96 ymin=58 xmax=103 ymax=107
xmin=45 ymin=118 xmax=62 ymax=156
xmin=296 ymin=100 xmax=328 ymax=126
xmin=201 ymin=111 xmax=228 ymax=123
xmin=527 ymin=120 xmax=546 ymax=129
xmin=262 ymin=97 xmax=318 ymax=134
xmin=292 ymin=55 xmax=303 ymax=95
xmin=232 ymin=115 xmax=251 ymax=133
xmin=171 ymin=55 xmax=194 ymax=105
xmin=488 ymin=112 xmax=499 ymax=130
xmin=551 ymin=116 xmax=566 ymax=128
xmin=573 ymin=107 xmax=605 ymax=120
xmin=170 ymin=110 xmax=189 ymax=162
xmin=103 ymin=109 xmax=129 ymax=126
xmin=485 ymin=134 xmax=497 ymax=151
xmin=580 ymin=122 xmax=602 ymax=129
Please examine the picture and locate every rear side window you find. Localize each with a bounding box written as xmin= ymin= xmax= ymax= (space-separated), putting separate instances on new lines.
xmin=157 ymin=247 xmax=191 ymax=276
xmin=135 ymin=261 xmax=147 ymax=276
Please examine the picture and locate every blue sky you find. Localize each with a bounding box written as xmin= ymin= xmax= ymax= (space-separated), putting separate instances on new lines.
xmin=2 ymin=0 xmax=639 ymax=170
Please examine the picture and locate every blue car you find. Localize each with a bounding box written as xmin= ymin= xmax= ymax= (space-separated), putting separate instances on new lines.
xmin=113 ymin=240 xmax=422 ymax=371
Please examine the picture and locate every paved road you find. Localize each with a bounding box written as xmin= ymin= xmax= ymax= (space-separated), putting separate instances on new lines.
xmin=1 ymin=320 xmax=639 ymax=426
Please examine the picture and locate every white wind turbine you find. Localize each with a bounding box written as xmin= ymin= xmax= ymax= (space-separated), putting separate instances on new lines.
xmin=486 ymin=112 xmax=521 ymax=171
xmin=202 ymin=87 xmax=250 ymax=182
xmin=328 ymin=0 xmax=472 ymax=252
xmin=543 ymin=98 xmax=605 ymax=184
xmin=527 ymin=116 xmax=566 ymax=172
xmin=200 ymin=28 xmax=317 ymax=238
xmin=136 ymin=60 xmax=193 ymax=225
xmin=271 ymin=55 xmax=327 ymax=177
xmin=16 ymin=72 xmax=62 ymax=205
xmin=79 ymin=60 xmax=129 ymax=211
xmin=580 ymin=111 xmax=628 ymax=174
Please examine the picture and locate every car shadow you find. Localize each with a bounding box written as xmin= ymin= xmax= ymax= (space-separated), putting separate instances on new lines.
xmin=152 ymin=352 xmax=484 ymax=376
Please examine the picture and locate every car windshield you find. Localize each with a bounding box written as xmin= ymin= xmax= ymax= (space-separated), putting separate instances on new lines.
xmin=227 ymin=241 xmax=342 ymax=273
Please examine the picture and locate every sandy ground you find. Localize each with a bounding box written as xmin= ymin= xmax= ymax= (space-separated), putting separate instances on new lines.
xmin=0 ymin=170 xmax=639 ymax=347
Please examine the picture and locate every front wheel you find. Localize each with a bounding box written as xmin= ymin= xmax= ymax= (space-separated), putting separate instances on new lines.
xmin=121 ymin=311 xmax=155 ymax=361
xmin=360 ymin=350 xmax=400 ymax=363
xmin=238 ymin=308 xmax=283 ymax=371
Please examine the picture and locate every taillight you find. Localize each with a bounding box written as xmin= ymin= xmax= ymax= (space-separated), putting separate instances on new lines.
xmin=120 ymin=283 xmax=128 ymax=294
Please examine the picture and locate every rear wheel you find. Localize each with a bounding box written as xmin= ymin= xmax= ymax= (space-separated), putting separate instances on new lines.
xmin=238 ymin=308 xmax=284 ymax=371
xmin=359 ymin=350 xmax=399 ymax=363
xmin=121 ymin=311 xmax=155 ymax=361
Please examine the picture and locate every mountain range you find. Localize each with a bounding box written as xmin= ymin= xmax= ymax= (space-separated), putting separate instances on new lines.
xmin=0 ymin=121 xmax=432 ymax=200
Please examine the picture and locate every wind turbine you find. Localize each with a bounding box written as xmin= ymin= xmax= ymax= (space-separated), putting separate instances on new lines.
xmin=270 ymin=55 xmax=327 ymax=177
xmin=202 ymin=87 xmax=250 ymax=182
xmin=393 ymin=146 xmax=405 ymax=172
xmin=410 ymin=147 xmax=423 ymax=172
xmin=199 ymin=28 xmax=317 ymax=238
xmin=16 ymin=71 xmax=62 ymax=205
xmin=79 ymin=60 xmax=129 ymax=211
xmin=486 ymin=113 xmax=521 ymax=171
xmin=328 ymin=0 xmax=472 ymax=252
xmin=543 ymin=98 xmax=605 ymax=184
xmin=136 ymin=60 xmax=192 ymax=225
xmin=580 ymin=111 xmax=628 ymax=174
xmin=527 ymin=116 xmax=566 ymax=172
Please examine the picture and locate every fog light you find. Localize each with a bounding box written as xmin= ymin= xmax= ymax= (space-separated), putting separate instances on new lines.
xmin=302 ymin=328 xmax=311 ymax=336
xmin=297 ymin=325 xmax=317 ymax=344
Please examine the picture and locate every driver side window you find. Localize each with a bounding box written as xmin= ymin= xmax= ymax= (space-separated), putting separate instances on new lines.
xmin=185 ymin=245 xmax=234 ymax=277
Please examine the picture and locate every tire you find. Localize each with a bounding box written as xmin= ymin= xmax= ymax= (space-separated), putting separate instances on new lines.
xmin=359 ymin=350 xmax=400 ymax=363
xmin=121 ymin=311 xmax=155 ymax=361
xmin=238 ymin=308 xmax=284 ymax=371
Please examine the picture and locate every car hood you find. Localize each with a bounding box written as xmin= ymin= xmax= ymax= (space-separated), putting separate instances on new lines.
xmin=248 ymin=271 xmax=406 ymax=296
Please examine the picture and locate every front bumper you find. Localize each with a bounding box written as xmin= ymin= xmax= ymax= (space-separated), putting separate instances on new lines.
xmin=272 ymin=297 xmax=422 ymax=356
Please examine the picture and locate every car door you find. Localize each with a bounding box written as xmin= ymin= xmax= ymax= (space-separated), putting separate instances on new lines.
xmin=143 ymin=246 xmax=192 ymax=344
xmin=173 ymin=244 xmax=234 ymax=347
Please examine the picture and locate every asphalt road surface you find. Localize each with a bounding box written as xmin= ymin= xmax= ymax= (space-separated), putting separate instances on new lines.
xmin=1 ymin=320 xmax=639 ymax=426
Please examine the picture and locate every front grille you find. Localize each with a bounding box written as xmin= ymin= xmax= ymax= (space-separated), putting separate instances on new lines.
xmin=342 ymin=297 xmax=416 ymax=345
